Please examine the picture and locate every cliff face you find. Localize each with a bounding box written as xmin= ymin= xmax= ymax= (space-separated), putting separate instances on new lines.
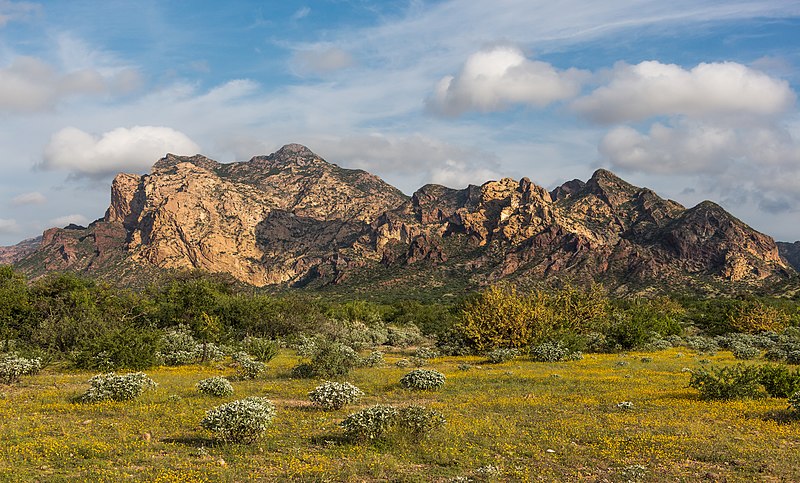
xmin=15 ymin=144 xmax=794 ymax=293
xmin=0 ymin=237 xmax=41 ymax=265
xmin=778 ymin=241 xmax=800 ymax=272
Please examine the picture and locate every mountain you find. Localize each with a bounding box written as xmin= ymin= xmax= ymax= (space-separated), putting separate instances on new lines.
xmin=12 ymin=144 xmax=794 ymax=294
xmin=0 ymin=236 xmax=41 ymax=265
xmin=778 ymin=241 xmax=800 ymax=272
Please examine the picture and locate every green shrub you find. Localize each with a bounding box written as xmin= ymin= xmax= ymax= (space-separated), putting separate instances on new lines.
xmin=242 ymin=337 xmax=278 ymax=362
xmin=400 ymin=369 xmax=446 ymax=390
xmin=73 ymin=325 xmax=161 ymax=370
xmin=308 ymin=381 xmax=364 ymax=410
xmin=688 ymin=364 xmax=765 ymax=400
xmin=0 ymin=354 xmax=41 ymax=384
xmin=485 ymin=348 xmax=519 ymax=364
xmin=200 ymin=396 xmax=276 ymax=443
xmin=758 ymin=364 xmax=800 ymax=397
xmin=290 ymin=362 xmax=315 ymax=379
xmin=196 ymin=376 xmax=234 ymax=397
xmin=79 ymin=372 xmax=157 ymax=403
xmin=232 ymin=352 xmax=265 ymax=380
xmin=529 ymin=341 xmax=582 ymax=362
xmin=397 ymin=405 xmax=446 ymax=440
xmin=340 ymin=405 xmax=398 ymax=442
xmin=292 ymin=340 xmax=361 ymax=379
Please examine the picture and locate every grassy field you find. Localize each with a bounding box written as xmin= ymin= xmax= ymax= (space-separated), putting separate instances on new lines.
xmin=1 ymin=349 xmax=799 ymax=482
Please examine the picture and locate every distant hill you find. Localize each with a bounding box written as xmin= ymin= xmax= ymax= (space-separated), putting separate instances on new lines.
xmin=778 ymin=241 xmax=800 ymax=272
xmin=12 ymin=144 xmax=795 ymax=295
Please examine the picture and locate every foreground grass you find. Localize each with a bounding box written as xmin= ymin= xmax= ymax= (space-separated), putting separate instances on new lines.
xmin=1 ymin=349 xmax=799 ymax=482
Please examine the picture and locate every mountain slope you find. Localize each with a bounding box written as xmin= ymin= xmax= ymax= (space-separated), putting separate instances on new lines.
xmin=14 ymin=144 xmax=794 ymax=293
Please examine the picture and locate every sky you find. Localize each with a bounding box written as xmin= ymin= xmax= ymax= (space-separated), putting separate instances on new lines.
xmin=1 ymin=0 xmax=800 ymax=246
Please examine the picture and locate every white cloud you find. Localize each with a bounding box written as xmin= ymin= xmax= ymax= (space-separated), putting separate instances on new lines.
xmin=49 ymin=214 xmax=89 ymax=228
xmin=0 ymin=56 xmax=142 ymax=113
xmin=11 ymin=191 xmax=46 ymax=206
xmin=427 ymin=45 xmax=587 ymax=116
xmin=429 ymin=160 xmax=503 ymax=188
xmin=573 ymin=61 xmax=796 ymax=123
xmin=41 ymin=126 xmax=201 ymax=178
xmin=292 ymin=47 xmax=355 ymax=75
xmin=0 ymin=0 xmax=40 ymax=27
xmin=0 ymin=218 xmax=20 ymax=234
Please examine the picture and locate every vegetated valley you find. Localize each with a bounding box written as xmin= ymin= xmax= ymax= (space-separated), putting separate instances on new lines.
xmin=2 ymin=145 xmax=800 ymax=481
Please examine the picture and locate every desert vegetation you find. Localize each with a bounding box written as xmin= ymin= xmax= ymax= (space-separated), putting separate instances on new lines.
xmin=2 ymin=266 xmax=800 ymax=480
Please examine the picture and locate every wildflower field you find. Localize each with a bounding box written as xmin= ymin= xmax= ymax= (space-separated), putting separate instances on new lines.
xmin=1 ymin=348 xmax=799 ymax=482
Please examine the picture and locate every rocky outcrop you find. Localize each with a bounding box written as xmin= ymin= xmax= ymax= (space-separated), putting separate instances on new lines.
xmin=14 ymin=145 xmax=795 ymax=292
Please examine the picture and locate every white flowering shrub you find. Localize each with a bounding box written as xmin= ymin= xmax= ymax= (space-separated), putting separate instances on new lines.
xmin=79 ymin=372 xmax=157 ymax=403
xmin=0 ymin=354 xmax=41 ymax=384
xmin=395 ymin=359 xmax=410 ymax=368
xmin=157 ymin=326 xmax=225 ymax=365
xmin=232 ymin=352 xmax=265 ymax=380
xmin=414 ymin=347 xmax=439 ymax=359
xmin=731 ymin=343 xmax=760 ymax=360
xmin=529 ymin=341 xmax=582 ymax=362
xmin=359 ymin=351 xmax=385 ymax=368
xmin=485 ymin=348 xmax=519 ymax=364
xmin=789 ymin=391 xmax=800 ymax=413
xmin=400 ymin=369 xmax=446 ymax=390
xmin=386 ymin=325 xmax=422 ymax=347
xmin=201 ymin=396 xmax=276 ymax=443
xmin=397 ymin=405 xmax=445 ymax=439
xmin=196 ymin=376 xmax=234 ymax=397
xmin=340 ymin=404 xmax=398 ymax=441
xmin=308 ymin=381 xmax=364 ymax=410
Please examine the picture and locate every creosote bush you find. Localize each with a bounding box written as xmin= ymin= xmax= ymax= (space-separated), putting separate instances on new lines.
xmin=308 ymin=381 xmax=364 ymax=410
xmin=340 ymin=404 xmax=398 ymax=442
xmin=400 ymin=369 xmax=446 ymax=390
xmin=242 ymin=337 xmax=278 ymax=362
xmin=0 ymin=354 xmax=41 ymax=384
xmin=688 ymin=364 xmax=764 ymax=400
xmin=758 ymin=364 xmax=800 ymax=398
xmin=196 ymin=376 xmax=234 ymax=397
xmin=79 ymin=372 xmax=157 ymax=403
xmin=200 ymin=396 xmax=276 ymax=443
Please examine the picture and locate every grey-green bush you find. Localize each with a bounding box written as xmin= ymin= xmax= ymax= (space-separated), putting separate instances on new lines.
xmin=400 ymin=369 xmax=446 ymax=390
xmin=308 ymin=381 xmax=363 ymax=410
xmin=485 ymin=348 xmax=519 ymax=364
xmin=340 ymin=404 xmax=398 ymax=441
xmin=397 ymin=405 xmax=445 ymax=439
xmin=200 ymin=396 xmax=276 ymax=443
xmin=232 ymin=352 xmax=265 ymax=380
xmin=196 ymin=376 xmax=234 ymax=397
xmin=529 ymin=341 xmax=582 ymax=362
xmin=79 ymin=372 xmax=157 ymax=403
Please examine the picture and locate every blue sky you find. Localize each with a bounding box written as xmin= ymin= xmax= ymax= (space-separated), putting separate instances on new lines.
xmin=1 ymin=0 xmax=800 ymax=246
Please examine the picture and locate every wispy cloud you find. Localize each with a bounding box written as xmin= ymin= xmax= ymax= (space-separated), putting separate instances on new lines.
xmin=11 ymin=191 xmax=46 ymax=206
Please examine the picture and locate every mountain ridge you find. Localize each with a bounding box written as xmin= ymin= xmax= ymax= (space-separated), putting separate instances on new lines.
xmin=8 ymin=144 xmax=797 ymax=295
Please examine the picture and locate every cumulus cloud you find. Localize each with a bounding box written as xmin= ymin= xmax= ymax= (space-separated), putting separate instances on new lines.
xmin=293 ymin=47 xmax=355 ymax=75
xmin=427 ymin=45 xmax=587 ymax=116
xmin=429 ymin=160 xmax=503 ymax=188
xmin=573 ymin=61 xmax=796 ymax=124
xmin=49 ymin=214 xmax=89 ymax=228
xmin=11 ymin=191 xmax=46 ymax=206
xmin=0 ymin=218 xmax=20 ymax=234
xmin=41 ymin=126 xmax=201 ymax=178
xmin=0 ymin=56 xmax=141 ymax=112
